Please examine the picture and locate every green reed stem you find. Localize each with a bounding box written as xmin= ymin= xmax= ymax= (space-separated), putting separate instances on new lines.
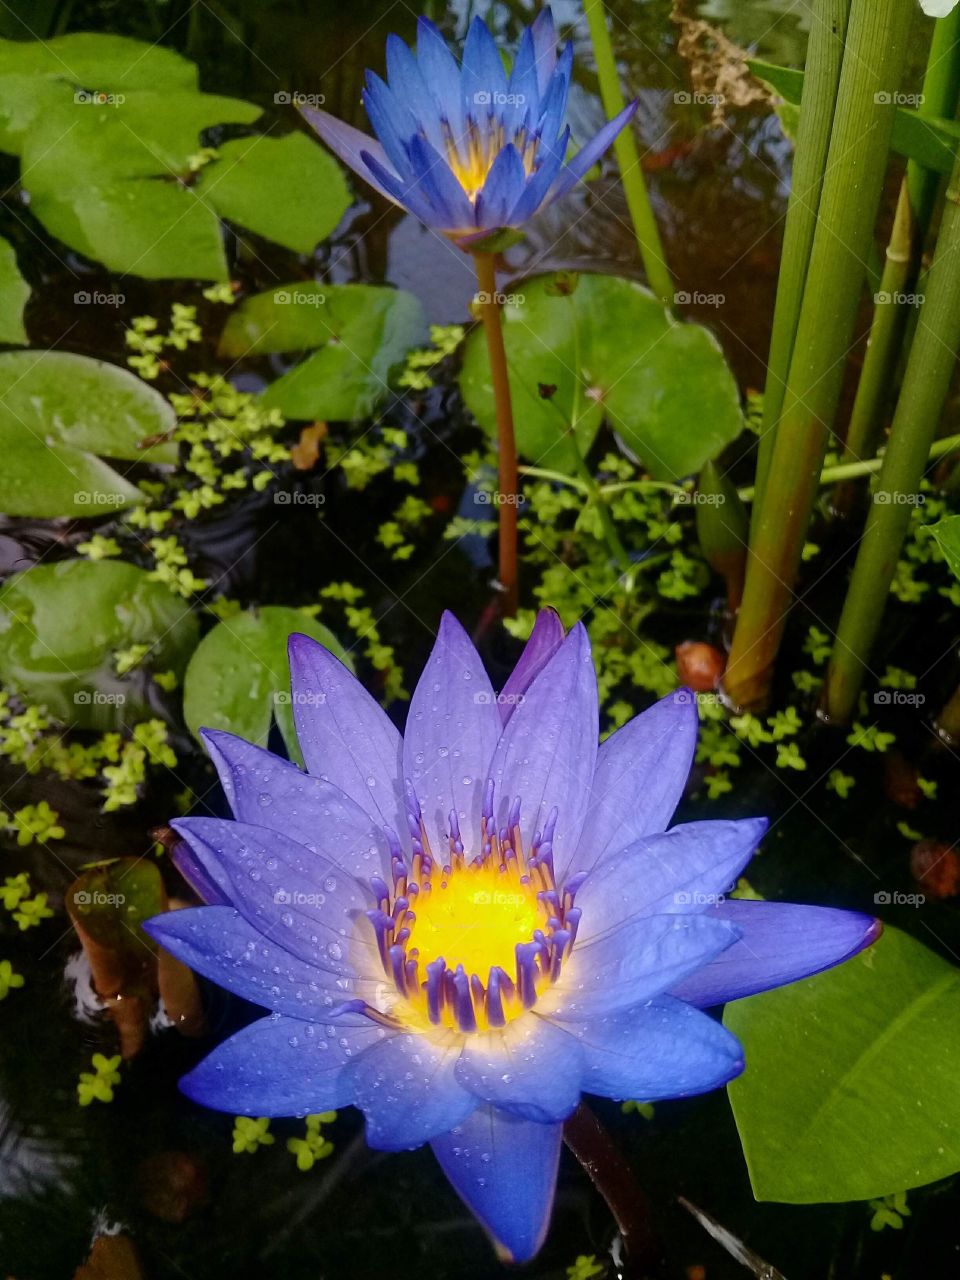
xmin=473 ymin=251 xmax=519 ymax=616
xmin=823 ymin=151 xmax=960 ymax=723
xmin=750 ymin=0 xmax=852 ymax=534
xmin=839 ymin=10 xmax=960 ymax=472
xmin=582 ymin=0 xmax=674 ymax=304
xmin=725 ymin=0 xmax=915 ymax=711
xmin=737 ymin=432 xmax=960 ymax=499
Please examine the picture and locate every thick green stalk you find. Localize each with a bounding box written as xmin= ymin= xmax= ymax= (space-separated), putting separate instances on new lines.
xmin=839 ymin=182 xmax=915 ymax=468
xmin=473 ymin=252 xmax=519 ymax=617
xmin=725 ymin=0 xmax=915 ymax=711
xmin=840 ymin=10 xmax=960 ymax=470
xmin=582 ymin=0 xmax=674 ymax=303
xmin=750 ymin=0 xmax=851 ymax=534
xmin=824 ymin=151 xmax=960 ymax=722
xmin=908 ymin=8 xmax=960 ymax=235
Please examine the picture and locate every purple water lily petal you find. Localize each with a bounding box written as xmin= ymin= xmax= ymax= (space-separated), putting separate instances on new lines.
xmin=548 ymin=99 xmax=639 ymax=205
xmin=455 ymin=1015 xmax=583 ymax=1122
xmin=529 ymin=8 xmax=559 ymax=98
xmin=545 ymin=914 xmax=739 ymax=1020
xmin=402 ymin=611 xmax=500 ymax=848
xmin=287 ymin=633 xmax=405 ymax=837
xmin=563 ymin=688 xmax=698 ymax=880
xmin=170 ymin=817 xmax=378 ymax=977
xmin=359 ymin=148 xmax=448 ymax=227
xmin=385 ymin=32 xmax=441 ymax=148
xmin=180 ymin=1013 xmax=387 ymax=1116
xmin=475 ymin=144 xmax=527 ymax=230
xmin=416 ymin=18 xmax=464 ymax=137
xmin=344 ymin=1032 xmax=476 ymax=1150
xmin=362 ymin=70 xmax=418 ymax=174
xmin=202 ymin=729 xmax=390 ymax=879
xmin=171 ymin=837 xmax=229 ymax=906
xmin=498 ymin=608 xmax=565 ymax=724
xmin=297 ymin=105 xmax=397 ymax=202
xmin=485 ymin=622 xmax=598 ymax=872
xmin=431 ymin=1105 xmax=562 ymax=1263
xmin=670 ymin=900 xmax=881 ymax=1007
xmin=560 ymin=995 xmax=744 ymax=1100
xmin=573 ymin=818 xmax=768 ymax=945
xmin=460 ymin=15 xmax=508 ymax=109
xmin=407 ymin=133 xmax=477 ymax=229
xmin=144 ymin=906 xmax=363 ymax=1022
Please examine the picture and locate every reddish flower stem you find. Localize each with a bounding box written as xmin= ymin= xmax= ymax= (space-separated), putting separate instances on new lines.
xmin=563 ymin=1102 xmax=661 ymax=1277
xmin=473 ymin=250 xmax=519 ymax=617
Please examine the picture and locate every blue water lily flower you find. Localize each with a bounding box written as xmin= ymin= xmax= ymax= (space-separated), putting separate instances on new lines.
xmin=146 ymin=610 xmax=878 ymax=1262
xmin=298 ymin=9 xmax=638 ymax=247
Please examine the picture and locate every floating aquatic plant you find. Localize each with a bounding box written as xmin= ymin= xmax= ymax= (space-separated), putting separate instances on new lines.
xmin=147 ymin=610 xmax=876 ymax=1260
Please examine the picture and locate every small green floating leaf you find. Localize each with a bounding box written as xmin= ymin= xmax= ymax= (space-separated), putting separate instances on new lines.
xmin=183 ymin=606 xmax=353 ymax=764
xmin=459 ymin=273 xmax=743 ymax=480
xmin=219 ymin=283 xmax=427 ymax=421
xmin=196 ymin=132 xmax=351 ymax=255
xmin=0 ymin=561 xmax=198 ymax=728
xmin=0 ymin=350 xmax=176 ymax=516
xmin=725 ymin=925 xmax=960 ymax=1203
xmin=0 ymin=235 xmax=29 ymax=343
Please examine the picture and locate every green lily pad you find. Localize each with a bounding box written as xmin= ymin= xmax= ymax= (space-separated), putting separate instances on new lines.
xmin=725 ymin=925 xmax=960 ymax=1203
xmin=183 ymin=606 xmax=354 ymax=764
xmin=0 ymin=350 xmax=175 ymax=516
xmin=928 ymin=514 xmax=960 ymax=583
xmin=0 ymin=234 xmax=29 ymax=343
xmin=196 ymin=132 xmax=351 ymax=255
xmin=459 ymin=273 xmax=743 ymax=480
xmin=219 ymin=283 xmax=427 ymax=421
xmin=0 ymin=33 xmax=198 ymax=91
xmin=0 ymin=560 xmax=198 ymax=729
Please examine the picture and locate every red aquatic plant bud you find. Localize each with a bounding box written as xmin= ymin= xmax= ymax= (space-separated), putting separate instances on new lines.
xmin=911 ymin=838 xmax=960 ymax=901
xmin=676 ymin=641 xmax=725 ymax=692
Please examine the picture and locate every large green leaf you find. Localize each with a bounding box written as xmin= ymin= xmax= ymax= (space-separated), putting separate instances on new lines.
xmin=196 ymin=133 xmax=351 ymax=255
xmin=219 ymin=283 xmax=427 ymax=421
xmin=0 ymin=560 xmax=198 ymax=729
xmin=0 ymin=350 xmax=174 ymax=516
xmin=459 ymin=273 xmax=743 ymax=480
xmin=928 ymin=514 xmax=960 ymax=583
xmin=183 ymin=607 xmax=353 ymax=764
xmin=31 ymin=179 xmax=228 ymax=282
xmin=750 ymin=59 xmax=960 ymax=175
xmin=0 ymin=234 xmax=29 ymax=343
xmin=0 ymin=34 xmax=198 ymax=91
xmin=725 ymin=925 xmax=960 ymax=1203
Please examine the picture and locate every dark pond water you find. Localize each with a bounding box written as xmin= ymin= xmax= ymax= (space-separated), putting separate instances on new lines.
xmin=1 ymin=2 xmax=959 ymax=1278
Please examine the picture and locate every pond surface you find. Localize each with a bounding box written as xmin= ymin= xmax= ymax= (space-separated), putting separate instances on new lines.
xmin=1 ymin=2 xmax=958 ymax=1278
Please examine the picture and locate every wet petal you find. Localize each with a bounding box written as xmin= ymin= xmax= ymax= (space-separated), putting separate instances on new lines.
xmin=485 ymin=623 xmax=598 ymax=876
xmin=573 ymin=819 xmax=768 ymax=944
xmin=344 ymin=1031 xmax=476 ymax=1150
xmin=455 ymin=1014 xmax=583 ymax=1121
xmin=287 ymin=633 xmax=405 ymax=837
xmin=564 ymin=688 xmax=698 ymax=880
xmin=144 ymin=906 xmax=363 ymax=1022
xmin=179 ymin=1013 xmax=387 ymax=1116
xmin=431 ymin=1105 xmax=562 ymax=1263
xmin=202 ymin=729 xmax=390 ymax=879
xmin=170 ymin=817 xmax=378 ymax=977
xmin=670 ymin=901 xmax=881 ymax=1007
xmin=559 ymin=996 xmax=744 ymax=1100
xmin=403 ymin=611 xmax=500 ymax=849
xmin=544 ymin=914 xmax=739 ymax=1020
xmin=498 ymin=608 xmax=565 ymax=724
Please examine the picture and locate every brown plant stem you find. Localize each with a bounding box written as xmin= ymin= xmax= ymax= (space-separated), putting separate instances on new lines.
xmin=563 ymin=1102 xmax=660 ymax=1277
xmin=473 ymin=251 xmax=519 ymax=617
